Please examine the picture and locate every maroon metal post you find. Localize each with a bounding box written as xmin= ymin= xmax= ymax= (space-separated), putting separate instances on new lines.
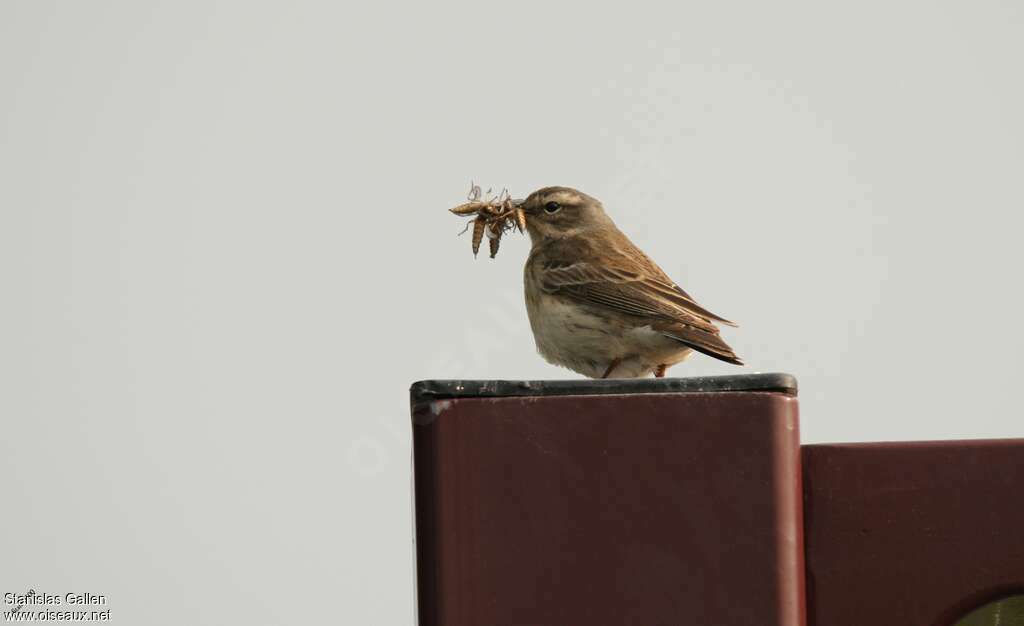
xmin=411 ymin=374 xmax=805 ymax=626
xmin=802 ymin=439 xmax=1024 ymax=626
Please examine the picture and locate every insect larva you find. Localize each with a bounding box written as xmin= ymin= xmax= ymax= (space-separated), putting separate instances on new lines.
xmin=485 ymin=220 xmax=505 ymax=259
xmin=450 ymin=201 xmax=489 ymax=216
xmin=471 ymin=217 xmax=486 ymax=257
xmin=514 ymin=207 xmax=527 ymax=232
xmin=489 ymin=231 xmax=501 ymax=258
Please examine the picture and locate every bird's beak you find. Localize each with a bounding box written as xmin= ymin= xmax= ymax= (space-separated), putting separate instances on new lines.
xmin=512 ymin=198 xmax=530 ymax=214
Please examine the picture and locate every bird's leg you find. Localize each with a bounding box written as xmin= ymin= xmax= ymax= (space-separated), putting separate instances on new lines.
xmin=654 ymin=364 xmax=667 ymax=378
xmin=601 ymin=358 xmax=622 ymax=379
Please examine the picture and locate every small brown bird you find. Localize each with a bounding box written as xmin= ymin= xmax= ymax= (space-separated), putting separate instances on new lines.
xmin=517 ymin=186 xmax=742 ymax=378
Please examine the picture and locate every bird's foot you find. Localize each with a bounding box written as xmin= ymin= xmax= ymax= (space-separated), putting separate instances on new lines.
xmin=654 ymin=364 xmax=667 ymax=378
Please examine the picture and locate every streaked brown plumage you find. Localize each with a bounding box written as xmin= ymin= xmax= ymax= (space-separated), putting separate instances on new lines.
xmin=519 ymin=186 xmax=742 ymax=378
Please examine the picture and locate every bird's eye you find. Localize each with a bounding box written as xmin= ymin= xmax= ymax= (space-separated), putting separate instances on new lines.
xmin=544 ymin=201 xmax=562 ymax=213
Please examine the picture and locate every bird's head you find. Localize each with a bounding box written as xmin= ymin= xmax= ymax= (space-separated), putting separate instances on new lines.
xmin=514 ymin=186 xmax=613 ymax=244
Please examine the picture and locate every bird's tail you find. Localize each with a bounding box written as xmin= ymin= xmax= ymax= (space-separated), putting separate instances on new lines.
xmin=654 ymin=322 xmax=744 ymax=366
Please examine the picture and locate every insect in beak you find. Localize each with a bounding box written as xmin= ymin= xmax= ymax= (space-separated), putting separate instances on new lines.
xmin=511 ymin=199 xmax=528 ymax=231
xmin=448 ymin=186 xmax=525 ymax=258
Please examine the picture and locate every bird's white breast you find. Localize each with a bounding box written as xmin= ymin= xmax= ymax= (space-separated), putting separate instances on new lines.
xmin=524 ymin=288 xmax=691 ymax=378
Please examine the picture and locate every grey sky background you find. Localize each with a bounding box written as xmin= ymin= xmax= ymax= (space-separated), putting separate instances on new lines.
xmin=2 ymin=1 xmax=1023 ymax=624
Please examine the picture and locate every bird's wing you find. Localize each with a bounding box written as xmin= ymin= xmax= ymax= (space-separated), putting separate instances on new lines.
xmin=622 ymin=244 xmax=737 ymax=327
xmin=536 ymin=259 xmax=743 ymax=365
xmin=536 ymin=260 xmax=736 ymax=329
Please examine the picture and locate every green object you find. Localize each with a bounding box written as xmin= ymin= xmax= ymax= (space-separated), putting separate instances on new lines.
xmin=955 ymin=595 xmax=1024 ymax=626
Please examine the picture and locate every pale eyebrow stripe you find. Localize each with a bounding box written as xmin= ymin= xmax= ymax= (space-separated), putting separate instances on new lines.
xmin=547 ymin=190 xmax=579 ymax=204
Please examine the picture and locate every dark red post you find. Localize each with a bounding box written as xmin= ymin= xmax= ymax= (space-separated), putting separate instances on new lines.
xmin=802 ymin=439 xmax=1024 ymax=626
xmin=411 ymin=374 xmax=805 ymax=626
